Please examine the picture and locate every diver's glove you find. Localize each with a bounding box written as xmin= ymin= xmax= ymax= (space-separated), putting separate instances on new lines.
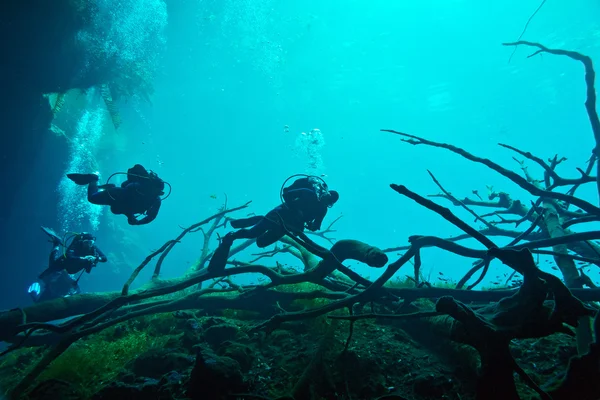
xmin=305 ymin=221 xmax=318 ymax=231
xmin=82 ymin=255 xmax=97 ymax=263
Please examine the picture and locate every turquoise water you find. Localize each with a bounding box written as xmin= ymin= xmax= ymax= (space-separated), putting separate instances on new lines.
xmin=52 ymin=0 xmax=600 ymax=293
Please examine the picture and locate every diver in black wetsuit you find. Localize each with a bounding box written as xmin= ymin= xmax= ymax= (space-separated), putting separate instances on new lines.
xmin=66 ymin=164 xmax=165 ymax=226
xmin=40 ymin=230 xmax=108 ymax=276
xmin=28 ymin=228 xmax=108 ymax=302
xmin=208 ymin=175 xmax=339 ymax=272
xmin=231 ymin=176 xmax=339 ymax=244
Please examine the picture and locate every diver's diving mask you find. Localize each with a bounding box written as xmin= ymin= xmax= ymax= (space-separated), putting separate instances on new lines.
xmin=79 ymin=233 xmax=96 ymax=248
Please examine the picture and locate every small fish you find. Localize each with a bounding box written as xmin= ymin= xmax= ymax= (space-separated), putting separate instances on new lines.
xmin=284 ymin=125 xmax=289 ymax=133
xmin=209 ymin=194 xmax=217 ymax=199
xmin=438 ymin=272 xmax=444 ymax=275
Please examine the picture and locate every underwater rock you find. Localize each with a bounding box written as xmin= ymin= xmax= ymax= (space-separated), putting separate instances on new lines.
xmin=187 ymin=349 xmax=246 ymax=399
xmin=173 ymin=310 xmax=196 ymax=320
xmin=164 ymin=336 xmax=183 ymax=349
xmin=161 ymin=370 xmax=186 ymax=386
xmin=91 ymin=377 xmax=160 ymax=400
xmin=186 ymin=318 xmax=201 ymax=331
xmin=268 ymin=329 xmax=296 ymax=347
xmin=410 ymin=373 xmax=454 ymax=398
xmin=114 ymin=370 xmax=139 ymax=384
xmin=279 ymin=321 xmax=311 ymax=335
xmin=217 ymin=341 xmax=256 ymax=371
xmin=27 ymin=379 xmax=82 ymax=400
xmin=199 ymin=316 xmax=229 ymax=330
xmin=335 ymin=349 xmax=389 ymax=397
xmin=111 ymin=324 xmax=129 ymax=339
xmin=203 ymin=324 xmax=239 ymax=347
xmin=127 ymin=348 xmax=194 ymax=379
xmin=169 ymin=314 xmax=202 ymax=334
xmin=180 ymin=330 xmax=203 ymax=351
xmin=156 ymin=370 xmax=187 ymax=398
xmin=513 ymin=336 xmax=576 ymax=369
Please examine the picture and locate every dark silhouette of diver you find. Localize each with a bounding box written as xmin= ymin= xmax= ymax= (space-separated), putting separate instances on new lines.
xmin=66 ymin=164 xmax=167 ymax=226
xmin=208 ymin=175 xmax=339 ymax=272
xmin=29 ymin=227 xmax=108 ymax=302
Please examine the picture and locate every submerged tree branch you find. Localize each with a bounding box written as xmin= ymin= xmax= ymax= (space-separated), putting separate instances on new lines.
xmin=502 ymin=41 xmax=600 ymax=205
xmin=153 ymin=201 xmax=252 ymax=278
xmin=383 ymin=129 xmax=600 ymax=215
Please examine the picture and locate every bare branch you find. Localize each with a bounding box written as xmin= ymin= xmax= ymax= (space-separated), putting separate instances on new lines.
xmin=428 ymin=193 xmax=511 ymax=209
xmin=427 ymin=170 xmax=495 ymax=229
xmin=122 ymin=240 xmax=179 ymax=295
xmin=563 ymin=215 xmax=600 ymax=229
xmin=502 ymin=41 xmax=600 ymax=204
xmin=306 ymin=213 xmax=343 ymax=244
xmin=499 ymin=143 xmax=595 ymax=188
xmin=247 ymin=244 xmax=294 ymax=264
xmin=507 ymin=0 xmax=548 ymax=63
xmin=328 ymin=310 xmax=442 ymax=321
xmin=383 ymin=129 xmax=600 ymax=216
xmin=390 ymin=184 xmax=498 ymax=249
xmin=383 ymin=226 xmax=545 ymax=253
xmin=152 ymin=201 xmax=252 ymax=278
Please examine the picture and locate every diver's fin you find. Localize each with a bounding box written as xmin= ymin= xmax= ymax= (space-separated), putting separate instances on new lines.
xmin=66 ymin=173 xmax=99 ymax=185
xmin=40 ymin=226 xmax=63 ymax=246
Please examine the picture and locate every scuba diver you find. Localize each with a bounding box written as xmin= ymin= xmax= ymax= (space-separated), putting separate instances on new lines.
xmin=39 ymin=226 xmax=108 ymax=275
xmin=208 ymin=175 xmax=339 ymax=272
xmin=66 ymin=164 xmax=169 ymax=226
xmin=28 ymin=227 xmax=108 ymax=302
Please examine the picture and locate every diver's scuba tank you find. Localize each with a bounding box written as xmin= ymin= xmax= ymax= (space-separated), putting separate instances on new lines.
xmin=103 ymin=168 xmax=172 ymax=200
xmin=280 ymin=174 xmax=330 ymax=206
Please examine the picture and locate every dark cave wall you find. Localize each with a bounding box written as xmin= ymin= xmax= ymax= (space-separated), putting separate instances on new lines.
xmin=0 ymin=89 xmax=69 ymax=306
xmin=0 ymin=0 xmax=93 ymax=93
xmin=0 ymin=0 xmax=93 ymax=219
xmin=0 ymin=113 xmax=68 ymax=309
xmin=0 ymin=1 xmax=85 ymax=309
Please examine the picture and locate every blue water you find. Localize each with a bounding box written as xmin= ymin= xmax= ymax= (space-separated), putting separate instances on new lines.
xmin=3 ymin=0 xmax=600 ymax=308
